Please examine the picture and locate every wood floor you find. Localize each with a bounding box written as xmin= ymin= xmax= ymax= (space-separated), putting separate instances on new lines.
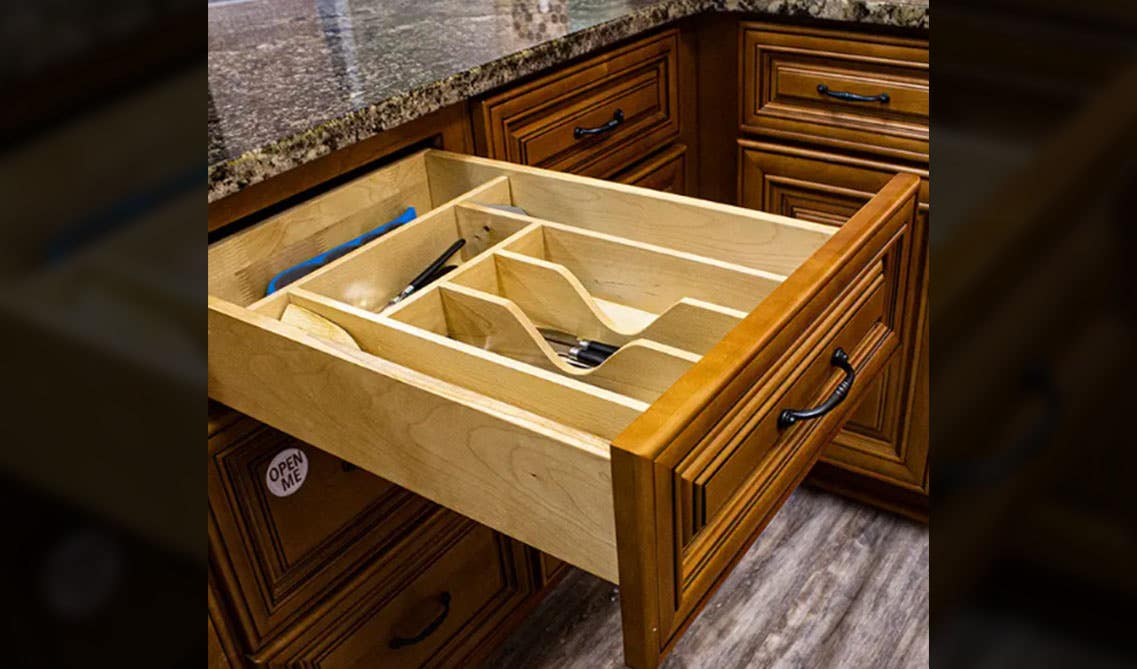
xmin=484 ymin=487 xmax=929 ymax=669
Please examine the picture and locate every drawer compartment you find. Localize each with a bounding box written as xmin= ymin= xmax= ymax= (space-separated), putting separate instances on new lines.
xmin=208 ymin=148 xmax=918 ymax=668
xmin=257 ymin=514 xmax=531 ymax=667
xmin=741 ymin=23 xmax=929 ymax=161
xmin=473 ymin=30 xmax=680 ymax=179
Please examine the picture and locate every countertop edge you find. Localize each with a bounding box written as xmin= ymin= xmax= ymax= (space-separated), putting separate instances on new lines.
xmin=207 ymin=0 xmax=928 ymax=203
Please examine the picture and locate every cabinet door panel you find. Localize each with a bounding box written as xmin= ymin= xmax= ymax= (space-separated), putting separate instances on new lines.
xmin=208 ymin=411 xmax=439 ymax=646
xmin=739 ymin=140 xmax=929 ymax=512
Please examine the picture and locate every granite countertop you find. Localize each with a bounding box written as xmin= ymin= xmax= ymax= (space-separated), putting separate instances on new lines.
xmin=208 ymin=0 xmax=928 ymax=202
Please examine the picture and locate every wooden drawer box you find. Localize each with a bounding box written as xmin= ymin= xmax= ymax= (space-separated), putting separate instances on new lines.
xmin=741 ymin=23 xmax=929 ymax=162
xmin=257 ymin=514 xmax=532 ymax=667
xmin=473 ymin=30 xmax=680 ymax=179
xmin=208 ymin=413 xmax=440 ymax=648
xmin=208 ymin=149 xmax=919 ymax=668
xmin=739 ymin=140 xmax=929 ymax=503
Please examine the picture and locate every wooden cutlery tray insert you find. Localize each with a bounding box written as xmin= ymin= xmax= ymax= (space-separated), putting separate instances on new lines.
xmin=209 ymin=148 xmax=919 ymax=668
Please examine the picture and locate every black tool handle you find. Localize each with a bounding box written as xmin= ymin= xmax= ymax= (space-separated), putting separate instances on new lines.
xmin=571 ymin=346 xmax=609 ymax=367
xmin=408 ymin=239 xmax=465 ymax=290
xmin=581 ymin=340 xmax=618 ymax=357
xmin=778 ymin=348 xmax=856 ymax=429
xmin=574 ymin=109 xmax=625 ymax=138
xmin=426 ymin=264 xmax=458 ymax=282
xmin=817 ymin=84 xmax=890 ymax=103
xmin=388 ymin=592 xmax=451 ymax=649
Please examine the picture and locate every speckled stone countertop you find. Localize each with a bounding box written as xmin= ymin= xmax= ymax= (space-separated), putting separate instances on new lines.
xmin=208 ymin=0 xmax=928 ymax=202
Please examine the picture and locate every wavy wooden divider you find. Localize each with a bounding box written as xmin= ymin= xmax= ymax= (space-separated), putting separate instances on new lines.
xmin=485 ymin=210 xmax=787 ymax=314
xmin=437 ymin=284 xmax=700 ymax=403
xmin=482 ymin=251 xmax=746 ymax=354
xmin=286 ymin=288 xmax=647 ymax=440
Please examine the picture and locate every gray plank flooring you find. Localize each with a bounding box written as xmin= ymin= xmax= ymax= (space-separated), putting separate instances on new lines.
xmin=483 ymin=487 xmax=928 ymax=669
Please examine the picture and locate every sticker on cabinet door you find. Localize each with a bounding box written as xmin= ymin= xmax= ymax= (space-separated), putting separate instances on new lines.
xmin=265 ymin=448 xmax=308 ymax=497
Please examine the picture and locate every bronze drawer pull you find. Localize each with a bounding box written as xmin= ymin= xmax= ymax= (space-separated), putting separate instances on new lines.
xmin=574 ymin=109 xmax=625 ymax=138
xmin=389 ymin=592 xmax=452 ymax=649
xmin=817 ymin=84 xmax=890 ymax=104
xmin=778 ymin=348 xmax=855 ymax=429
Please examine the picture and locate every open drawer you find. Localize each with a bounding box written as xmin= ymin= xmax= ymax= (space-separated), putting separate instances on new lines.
xmin=208 ymin=149 xmax=918 ymax=668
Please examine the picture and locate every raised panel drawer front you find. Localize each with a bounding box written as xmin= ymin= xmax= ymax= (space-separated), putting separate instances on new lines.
xmin=207 ymin=149 xmax=919 ymax=669
xmin=474 ymin=30 xmax=680 ymax=179
xmin=741 ymin=22 xmax=929 ymax=162
xmin=207 ymin=413 xmax=439 ymax=647
xmin=739 ymin=140 xmax=929 ymax=501
xmin=256 ymin=514 xmax=532 ymax=667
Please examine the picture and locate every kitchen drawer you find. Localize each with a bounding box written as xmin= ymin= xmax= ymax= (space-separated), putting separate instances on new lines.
xmin=738 ymin=140 xmax=928 ymax=501
xmin=257 ymin=514 xmax=531 ymax=667
xmin=207 ymin=149 xmax=919 ymax=668
xmin=473 ymin=30 xmax=680 ymax=179
xmin=616 ymin=144 xmax=688 ymax=194
xmin=738 ymin=140 xmax=928 ymax=224
xmin=208 ymin=413 xmax=439 ymax=647
xmin=741 ymin=23 xmax=929 ymax=162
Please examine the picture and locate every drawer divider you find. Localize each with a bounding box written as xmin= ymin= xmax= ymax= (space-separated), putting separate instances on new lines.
xmin=286 ymin=288 xmax=646 ymax=440
xmin=435 ymin=283 xmax=699 ymax=404
xmin=481 ymin=250 xmax=746 ymax=354
xmin=279 ymin=176 xmax=518 ymax=312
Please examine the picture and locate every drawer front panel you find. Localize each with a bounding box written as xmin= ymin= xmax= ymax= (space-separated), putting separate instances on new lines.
xmin=739 ymin=141 xmax=929 ymax=493
xmin=611 ymin=172 xmax=919 ymax=665
xmin=265 ymin=515 xmax=532 ymax=667
xmin=475 ymin=30 xmax=680 ymax=179
xmin=208 ymin=414 xmax=439 ymax=646
xmin=616 ymin=144 xmax=688 ymax=194
xmin=683 ymin=256 xmax=891 ymax=532
xmin=741 ymin=23 xmax=929 ymax=161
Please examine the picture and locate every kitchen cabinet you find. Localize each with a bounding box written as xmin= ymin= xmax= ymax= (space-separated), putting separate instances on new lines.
xmin=209 ymin=147 xmax=920 ymax=668
xmin=207 ymin=19 xmax=928 ymax=669
xmin=737 ymin=23 xmax=930 ymax=517
xmin=474 ymin=28 xmax=698 ymax=196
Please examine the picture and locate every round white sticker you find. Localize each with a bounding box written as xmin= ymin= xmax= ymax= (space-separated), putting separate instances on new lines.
xmin=266 ymin=448 xmax=308 ymax=497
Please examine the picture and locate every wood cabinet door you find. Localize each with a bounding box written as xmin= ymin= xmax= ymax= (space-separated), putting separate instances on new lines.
xmin=739 ymin=140 xmax=929 ymax=515
xmin=208 ymin=412 xmax=441 ymax=647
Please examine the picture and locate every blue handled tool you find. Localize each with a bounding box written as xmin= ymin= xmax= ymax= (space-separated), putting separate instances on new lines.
xmin=265 ymin=207 xmax=417 ymax=295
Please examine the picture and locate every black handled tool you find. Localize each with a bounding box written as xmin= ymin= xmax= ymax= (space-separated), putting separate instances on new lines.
xmin=538 ymin=328 xmax=619 ymax=366
xmin=426 ymin=264 xmax=458 ymax=282
xmin=568 ymin=346 xmax=609 ymax=366
xmin=388 ymin=239 xmax=466 ymax=306
xmin=579 ymin=339 xmax=618 ymax=357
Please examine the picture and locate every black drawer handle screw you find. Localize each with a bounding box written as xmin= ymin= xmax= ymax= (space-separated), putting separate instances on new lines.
xmin=389 ymin=591 xmax=452 ymax=649
xmin=574 ymin=109 xmax=625 ymax=138
xmin=817 ymin=84 xmax=890 ymax=103
xmin=778 ymin=348 xmax=856 ymax=429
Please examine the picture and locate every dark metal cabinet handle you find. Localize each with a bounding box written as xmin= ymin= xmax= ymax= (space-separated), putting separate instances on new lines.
xmin=574 ymin=109 xmax=625 ymax=138
xmin=389 ymin=592 xmax=452 ymax=649
xmin=778 ymin=348 xmax=856 ymax=429
xmin=817 ymin=84 xmax=890 ymax=104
